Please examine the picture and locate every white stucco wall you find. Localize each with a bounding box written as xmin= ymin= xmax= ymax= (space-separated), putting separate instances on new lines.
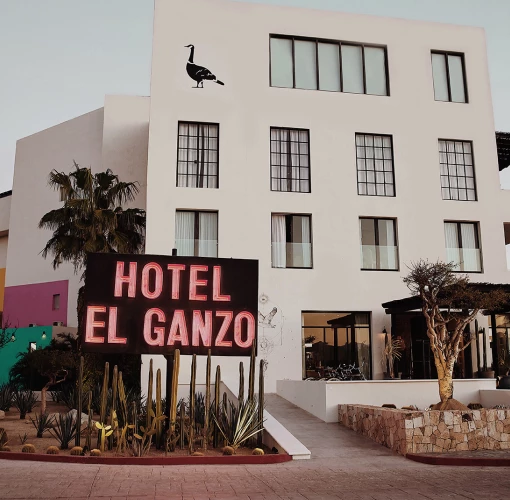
xmin=5 ymin=98 xmax=149 ymax=327
xmin=0 ymin=194 xmax=11 ymax=236
xmin=0 ymin=236 xmax=7 ymax=270
xmin=141 ymin=0 xmax=510 ymax=393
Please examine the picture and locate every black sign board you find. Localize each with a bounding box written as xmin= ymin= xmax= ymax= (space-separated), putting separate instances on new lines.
xmin=82 ymin=253 xmax=258 ymax=356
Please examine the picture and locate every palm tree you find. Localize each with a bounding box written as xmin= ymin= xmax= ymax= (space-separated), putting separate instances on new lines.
xmin=39 ymin=162 xmax=146 ymax=335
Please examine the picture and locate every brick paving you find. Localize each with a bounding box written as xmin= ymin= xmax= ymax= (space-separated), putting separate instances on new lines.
xmin=1 ymin=395 xmax=509 ymax=499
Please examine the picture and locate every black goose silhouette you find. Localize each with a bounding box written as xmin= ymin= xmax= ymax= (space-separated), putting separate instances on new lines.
xmin=185 ymin=45 xmax=224 ymax=88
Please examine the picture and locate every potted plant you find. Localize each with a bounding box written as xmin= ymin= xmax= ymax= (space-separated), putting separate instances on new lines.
xmin=381 ymin=332 xmax=404 ymax=379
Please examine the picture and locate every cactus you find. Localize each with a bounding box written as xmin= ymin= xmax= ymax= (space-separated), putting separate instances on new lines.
xmin=70 ymin=446 xmax=83 ymax=456
xmin=131 ymin=401 xmax=138 ymax=437
xmin=146 ymin=359 xmax=153 ymax=433
xmin=75 ymin=355 xmax=84 ymax=447
xmin=155 ymin=369 xmax=163 ymax=449
xmin=95 ymin=422 xmax=113 ymax=452
xmin=191 ymin=451 xmax=204 ymax=456
xmin=21 ymin=444 xmax=35 ymax=453
xmin=46 ymin=446 xmax=59 ymax=454
xmin=204 ymin=350 xmax=211 ymax=452
xmin=109 ymin=365 xmax=118 ymax=450
xmin=252 ymin=448 xmax=264 ymax=456
xmin=238 ymin=361 xmax=244 ymax=404
xmin=188 ymin=354 xmax=197 ymax=454
xmin=168 ymin=349 xmax=180 ymax=452
xmin=213 ymin=366 xmax=221 ymax=448
xmin=0 ymin=446 xmax=11 ymax=452
xmin=248 ymin=342 xmax=256 ymax=403
xmin=179 ymin=403 xmax=186 ymax=450
xmin=90 ymin=448 xmax=102 ymax=456
xmin=222 ymin=445 xmax=235 ymax=455
xmin=85 ymin=391 xmax=93 ymax=450
xmin=116 ymin=373 xmax=132 ymax=454
xmin=257 ymin=359 xmax=265 ymax=447
xmin=97 ymin=362 xmax=109 ymax=449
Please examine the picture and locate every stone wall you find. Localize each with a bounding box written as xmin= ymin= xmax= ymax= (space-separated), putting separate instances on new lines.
xmin=338 ymin=404 xmax=510 ymax=455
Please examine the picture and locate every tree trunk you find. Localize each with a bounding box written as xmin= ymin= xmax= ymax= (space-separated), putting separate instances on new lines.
xmin=41 ymin=386 xmax=48 ymax=415
xmin=77 ymin=285 xmax=85 ymax=345
xmin=435 ymin=358 xmax=454 ymax=407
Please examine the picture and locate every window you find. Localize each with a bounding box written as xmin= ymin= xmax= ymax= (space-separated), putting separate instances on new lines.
xmin=439 ymin=140 xmax=476 ymax=201
xmin=270 ymin=35 xmax=388 ymax=96
xmin=270 ymin=128 xmax=310 ymax=193
xmin=176 ymin=122 xmax=219 ymax=188
xmin=29 ymin=342 xmax=36 ymax=353
xmin=175 ymin=211 xmax=218 ymax=257
xmin=431 ymin=51 xmax=467 ymax=103
xmin=359 ymin=218 xmax=398 ymax=270
xmin=302 ymin=312 xmax=371 ymax=380
xmin=356 ymin=134 xmax=395 ymax=196
xmin=271 ymin=214 xmax=312 ymax=268
xmin=444 ymin=221 xmax=482 ymax=272
xmin=52 ymin=294 xmax=60 ymax=311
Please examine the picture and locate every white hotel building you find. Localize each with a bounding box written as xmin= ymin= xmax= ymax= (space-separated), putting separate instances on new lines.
xmin=3 ymin=0 xmax=510 ymax=395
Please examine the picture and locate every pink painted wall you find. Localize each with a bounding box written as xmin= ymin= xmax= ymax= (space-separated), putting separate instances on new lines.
xmin=3 ymin=280 xmax=68 ymax=327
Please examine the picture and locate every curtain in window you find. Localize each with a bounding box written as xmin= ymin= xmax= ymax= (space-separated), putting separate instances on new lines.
xmin=290 ymin=130 xmax=300 ymax=192
xmin=271 ymin=215 xmax=286 ymax=268
xmin=445 ymin=222 xmax=460 ymax=269
xmin=360 ymin=219 xmax=376 ymax=269
xmin=378 ymin=219 xmax=397 ymax=270
xmin=175 ymin=211 xmax=195 ymax=256
xmin=301 ymin=216 xmax=312 ymax=268
xmin=198 ymin=212 xmax=218 ymax=257
xmin=460 ymin=223 xmax=479 ymax=272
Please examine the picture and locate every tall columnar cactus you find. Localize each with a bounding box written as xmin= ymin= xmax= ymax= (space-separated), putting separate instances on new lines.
xmin=75 ymin=355 xmax=84 ymax=447
xmin=179 ymin=403 xmax=185 ymax=450
xmin=131 ymin=401 xmax=138 ymax=437
xmin=213 ymin=365 xmax=221 ymax=448
xmin=146 ymin=359 xmax=153 ymax=433
xmin=248 ymin=343 xmax=256 ymax=403
xmin=189 ymin=354 xmax=197 ymax=454
xmin=155 ymin=368 xmax=163 ymax=449
xmin=97 ymin=362 xmax=109 ymax=449
xmin=109 ymin=366 xmax=119 ymax=450
xmin=238 ymin=361 xmax=244 ymax=404
xmin=204 ymin=350 xmax=211 ymax=452
xmin=257 ymin=359 xmax=265 ymax=447
xmin=169 ymin=349 xmax=180 ymax=451
xmin=85 ymin=391 xmax=93 ymax=450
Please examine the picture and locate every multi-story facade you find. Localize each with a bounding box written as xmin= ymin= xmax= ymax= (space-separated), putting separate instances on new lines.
xmin=3 ymin=0 xmax=510 ymax=392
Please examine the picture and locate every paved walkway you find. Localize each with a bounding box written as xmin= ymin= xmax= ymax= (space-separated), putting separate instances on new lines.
xmin=1 ymin=395 xmax=509 ymax=499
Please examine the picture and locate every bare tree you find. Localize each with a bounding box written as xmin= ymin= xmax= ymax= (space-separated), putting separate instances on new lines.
xmin=0 ymin=320 xmax=17 ymax=351
xmin=404 ymin=260 xmax=508 ymax=410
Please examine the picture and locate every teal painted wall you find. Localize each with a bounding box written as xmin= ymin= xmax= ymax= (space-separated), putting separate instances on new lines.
xmin=0 ymin=326 xmax=53 ymax=384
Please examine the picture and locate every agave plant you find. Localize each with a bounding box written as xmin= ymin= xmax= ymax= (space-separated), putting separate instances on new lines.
xmin=13 ymin=390 xmax=38 ymax=419
xmin=30 ymin=411 xmax=56 ymax=438
xmin=0 ymin=383 xmax=14 ymax=412
xmin=212 ymin=399 xmax=264 ymax=450
xmin=49 ymin=413 xmax=77 ymax=450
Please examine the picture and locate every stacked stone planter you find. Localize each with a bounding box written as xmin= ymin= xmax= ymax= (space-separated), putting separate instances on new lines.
xmin=338 ymin=404 xmax=510 ymax=455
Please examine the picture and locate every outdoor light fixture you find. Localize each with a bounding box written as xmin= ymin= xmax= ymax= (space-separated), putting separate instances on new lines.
xmin=42 ymin=331 xmax=47 ymax=340
xmin=10 ymin=333 xmax=16 ymax=342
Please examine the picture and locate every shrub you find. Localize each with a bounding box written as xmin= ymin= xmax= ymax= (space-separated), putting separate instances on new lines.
xmin=0 ymin=446 xmax=11 ymax=452
xmin=30 ymin=411 xmax=55 ymax=438
xmin=0 ymin=383 xmax=14 ymax=412
xmin=46 ymin=446 xmax=59 ymax=454
xmin=13 ymin=390 xmax=38 ymax=419
xmin=70 ymin=446 xmax=83 ymax=456
xmin=90 ymin=448 xmax=101 ymax=456
xmin=0 ymin=428 xmax=7 ymax=448
xmin=49 ymin=413 xmax=76 ymax=450
xmin=21 ymin=444 xmax=36 ymax=453
xmin=222 ymin=446 xmax=235 ymax=455
xmin=18 ymin=433 xmax=28 ymax=445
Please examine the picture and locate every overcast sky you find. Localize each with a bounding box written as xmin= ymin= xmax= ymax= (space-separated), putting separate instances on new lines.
xmin=1 ymin=0 xmax=509 ymax=193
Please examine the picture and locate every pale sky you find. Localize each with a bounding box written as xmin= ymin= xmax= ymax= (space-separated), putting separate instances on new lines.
xmin=1 ymin=0 xmax=510 ymax=193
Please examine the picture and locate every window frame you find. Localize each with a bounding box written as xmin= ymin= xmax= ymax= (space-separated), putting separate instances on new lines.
xmin=438 ymin=138 xmax=477 ymax=202
xmin=359 ymin=217 xmax=399 ymax=271
xmin=52 ymin=294 xmax=60 ymax=311
xmin=270 ymin=127 xmax=312 ymax=193
xmin=271 ymin=213 xmax=313 ymax=269
xmin=269 ymin=34 xmax=390 ymax=96
xmin=175 ymin=121 xmax=220 ymax=189
xmin=431 ymin=50 xmax=469 ymax=103
xmin=444 ymin=220 xmax=483 ymax=273
xmin=355 ymin=133 xmax=396 ymax=197
xmin=175 ymin=209 xmax=219 ymax=257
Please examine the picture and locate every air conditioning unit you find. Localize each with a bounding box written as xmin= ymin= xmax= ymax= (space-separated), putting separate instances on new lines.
xmin=29 ymin=323 xmax=37 ymax=327
xmin=53 ymin=321 xmax=64 ymax=327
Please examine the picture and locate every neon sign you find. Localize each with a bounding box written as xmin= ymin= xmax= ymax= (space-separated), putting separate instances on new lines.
xmin=82 ymin=254 xmax=258 ymax=356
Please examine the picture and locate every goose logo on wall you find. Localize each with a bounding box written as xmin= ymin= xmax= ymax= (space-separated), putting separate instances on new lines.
xmin=185 ymin=44 xmax=225 ymax=88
